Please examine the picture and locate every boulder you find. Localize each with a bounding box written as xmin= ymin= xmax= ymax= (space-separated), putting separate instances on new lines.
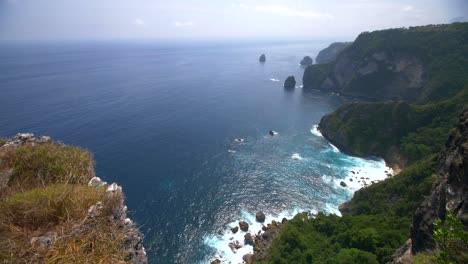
xmin=211 ymin=260 xmax=221 ymax=264
xmin=284 ymin=76 xmax=296 ymax=89
xmin=231 ymin=226 xmax=239 ymax=234
xmin=255 ymin=211 xmax=266 ymax=222
xmin=340 ymin=181 xmax=347 ymax=187
xmin=228 ymin=240 xmax=243 ymax=253
xmin=244 ymin=233 xmax=254 ymax=245
xmin=259 ymin=54 xmax=266 ymax=63
xmin=239 ymin=221 xmax=249 ymax=232
xmin=300 ymin=56 xmax=313 ymax=66
xmin=243 ymin=253 xmax=254 ymax=264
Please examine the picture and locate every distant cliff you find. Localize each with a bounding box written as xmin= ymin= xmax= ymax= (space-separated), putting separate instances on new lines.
xmin=0 ymin=134 xmax=147 ymax=263
xmin=315 ymin=42 xmax=351 ymax=64
xmin=304 ymin=23 xmax=468 ymax=103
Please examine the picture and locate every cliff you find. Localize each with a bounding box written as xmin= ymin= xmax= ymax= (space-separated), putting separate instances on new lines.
xmin=318 ymin=86 xmax=468 ymax=167
xmin=411 ymin=108 xmax=468 ymax=253
xmin=315 ymin=42 xmax=351 ymax=64
xmin=0 ymin=133 xmax=147 ymax=263
xmin=303 ymin=23 xmax=468 ymax=103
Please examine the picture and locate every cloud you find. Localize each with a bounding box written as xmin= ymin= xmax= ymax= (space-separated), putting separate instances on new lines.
xmin=401 ymin=5 xmax=414 ymax=12
xmin=133 ymin=18 xmax=145 ymax=26
xmin=174 ymin=21 xmax=194 ymax=27
xmin=232 ymin=3 xmax=333 ymax=20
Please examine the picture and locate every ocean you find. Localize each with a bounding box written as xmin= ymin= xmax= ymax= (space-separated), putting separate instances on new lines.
xmin=0 ymin=40 xmax=391 ymax=263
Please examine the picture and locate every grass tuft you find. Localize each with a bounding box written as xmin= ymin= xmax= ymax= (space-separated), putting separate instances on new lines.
xmin=0 ymin=142 xmax=95 ymax=191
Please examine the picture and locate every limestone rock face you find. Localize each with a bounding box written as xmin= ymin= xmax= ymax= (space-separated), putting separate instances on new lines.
xmin=284 ymin=76 xmax=296 ymax=89
xmin=410 ymin=108 xmax=468 ymax=253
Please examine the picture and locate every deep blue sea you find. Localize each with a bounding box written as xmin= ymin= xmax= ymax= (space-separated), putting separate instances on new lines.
xmin=0 ymin=40 xmax=391 ymax=263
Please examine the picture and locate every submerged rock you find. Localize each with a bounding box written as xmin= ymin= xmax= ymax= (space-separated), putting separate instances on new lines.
xmin=284 ymin=76 xmax=296 ymax=89
xmin=239 ymin=221 xmax=249 ymax=232
xmin=269 ymin=130 xmax=278 ymax=136
xmin=228 ymin=240 xmax=243 ymax=253
xmin=259 ymin=54 xmax=266 ymax=63
xmin=300 ymin=56 xmax=313 ymax=66
xmin=256 ymin=211 xmax=266 ymax=222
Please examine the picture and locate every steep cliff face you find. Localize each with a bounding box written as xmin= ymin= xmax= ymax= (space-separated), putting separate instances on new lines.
xmin=315 ymin=42 xmax=352 ymax=64
xmin=304 ymin=23 xmax=468 ymax=103
xmin=410 ymin=109 xmax=468 ymax=253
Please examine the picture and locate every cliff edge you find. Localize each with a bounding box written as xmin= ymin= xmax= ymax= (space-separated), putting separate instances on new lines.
xmin=0 ymin=133 xmax=147 ymax=263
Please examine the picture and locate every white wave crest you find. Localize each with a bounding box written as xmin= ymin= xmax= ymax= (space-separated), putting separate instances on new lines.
xmin=310 ymin=125 xmax=323 ymax=137
xmin=291 ymin=153 xmax=303 ymax=160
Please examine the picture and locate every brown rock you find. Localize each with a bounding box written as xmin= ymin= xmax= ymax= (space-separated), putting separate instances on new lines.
xmin=243 ymin=253 xmax=254 ymax=264
xmin=231 ymin=226 xmax=239 ymax=234
xmin=244 ymin=233 xmax=254 ymax=245
xmin=239 ymin=221 xmax=249 ymax=232
xmin=255 ymin=211 xmax=266 ymax=222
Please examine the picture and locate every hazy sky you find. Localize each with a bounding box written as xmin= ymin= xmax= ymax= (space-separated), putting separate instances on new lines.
xmin=0 ymin=0 xmax=467 ymax=41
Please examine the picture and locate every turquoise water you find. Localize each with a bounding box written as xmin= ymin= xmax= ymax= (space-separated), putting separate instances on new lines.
xmin=0 ymin=40 xmax=390 ymax=263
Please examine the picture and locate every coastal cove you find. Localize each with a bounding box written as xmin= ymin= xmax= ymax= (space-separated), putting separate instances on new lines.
xmin=0 ymin=40 xmax=399 ymax=263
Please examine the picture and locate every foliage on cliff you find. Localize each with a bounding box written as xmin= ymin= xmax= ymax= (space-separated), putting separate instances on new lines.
xmin=319 ymin=86 xmax=467 ymax=166
xmin=0 ymin=136 xmax=139 ymax=263
xmin=303 ymin=22 xmax=468 ymax=103
xmin=254 ymin=156 xmax=437 ymax=264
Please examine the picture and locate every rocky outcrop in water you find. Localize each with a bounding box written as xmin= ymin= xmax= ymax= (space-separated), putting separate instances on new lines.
xmin=259 ymin=54 xmax=266 ymax=63
xmin=239 ymin=221 xmax=249 ymax=232
xmin=410 ymin=109 xmax=468 ymax=253
xmin=256 ymin=211 xmax=266 ymax=222
xmin=284 ymin=76 xmax=296 ymax=89
xmin=300 ymin=56 xmax=313 ymax=66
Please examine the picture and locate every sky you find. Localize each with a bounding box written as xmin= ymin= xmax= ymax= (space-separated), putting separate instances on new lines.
xmin=0 ymin=0 xmax=467 ymax=41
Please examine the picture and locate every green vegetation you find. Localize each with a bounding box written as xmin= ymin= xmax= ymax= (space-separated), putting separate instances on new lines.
xmin=433 ymin=211 xmax=468 ymax=264
xmin=303 ymin=63 xmax=333 ymax=91
xmin=303 ymin=22 xmax=468 ymax=103
xmin=259 ymin=23 xmax=468 ymax=264
xmin=0 ymin=141 xmax=130 ymax=263
xmin=320 ymin=86 xmax=467 ymax=165
xmin=256 ymin=156 xmax=437 ymax=264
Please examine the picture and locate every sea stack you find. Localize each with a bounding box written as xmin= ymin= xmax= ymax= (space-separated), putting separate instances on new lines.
xmin=284 ymin=76 xmax=296 ymax=89
xmin=300 ymin=56 xmax=313 ymax=66
xmin=259 ymin=54 xmax=266 ymax=63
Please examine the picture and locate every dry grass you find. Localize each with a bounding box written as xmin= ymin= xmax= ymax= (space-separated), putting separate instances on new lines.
xmin=0 ymin=142 xmax=133 ymax=263
xmin=0 ymin=142 xmax=95 ymax=192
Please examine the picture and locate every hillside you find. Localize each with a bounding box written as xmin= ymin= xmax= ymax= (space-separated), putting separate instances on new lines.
xmin=303 ymin=23 xmax=468 ymax=103
xmin=253 ymin=23 xmax=468 ymax=264
xmin=0 ymin=134 xmax=147 ymax=263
